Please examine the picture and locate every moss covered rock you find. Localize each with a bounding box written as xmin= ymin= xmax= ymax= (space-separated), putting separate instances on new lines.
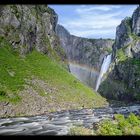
xmin=99 ymin=6 xmax=140 ymax=102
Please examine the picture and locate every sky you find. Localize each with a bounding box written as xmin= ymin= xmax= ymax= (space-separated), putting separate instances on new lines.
xmin=49 ymin=5 xmax=138 ymax=39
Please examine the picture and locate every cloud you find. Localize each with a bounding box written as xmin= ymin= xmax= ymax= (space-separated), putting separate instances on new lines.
xmin=69 ymin=28 xmax=116 ymax=38
xmin=59 ymin=5 xmax=138 ymax=39
xmin=76 ymin=5 xmax=121 ymax=13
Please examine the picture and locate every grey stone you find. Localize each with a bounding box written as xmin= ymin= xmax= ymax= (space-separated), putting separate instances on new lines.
xmin=99 ymin=6 xmax=140 ymax=101
xmin=56 ymin=24 xmax=114 ymax=89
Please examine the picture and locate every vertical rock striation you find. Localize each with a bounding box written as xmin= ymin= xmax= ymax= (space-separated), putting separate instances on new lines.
xmin=56 ymin=24 xmax=114 ymax=89
xmin=99 ymin=5 xmax=140 ymax=102
xmin=0 ymin=5 xmax=65 ymax=60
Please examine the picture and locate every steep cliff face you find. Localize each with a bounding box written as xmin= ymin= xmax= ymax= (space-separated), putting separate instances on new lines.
xmin=132 ymin=6 xmax=140 ymax=36
xmin=99 ymin=6 xmax=140 ymax=101
xmin=56 ymin=24 xmax=114 ymax=89
xmin=0 ymin=5 xmax=65 ymax=60
xmin=0 ymin=5 xmax=108 ymax=118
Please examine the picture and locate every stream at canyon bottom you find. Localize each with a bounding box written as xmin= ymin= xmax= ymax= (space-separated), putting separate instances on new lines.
xmin=0 ymin=104 xmax=140 ymax=135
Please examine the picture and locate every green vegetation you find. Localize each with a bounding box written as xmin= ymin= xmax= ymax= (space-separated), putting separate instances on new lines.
xmin=130 ymin=33 xmax=140 ymax=41
xmin=124 ymin=17 xmax=132 ymax=33
xmin=0 ymin=36 xmax=107 ymax=108
xmin=99 ymin=56 xmax=140 ymax=101
xmin=99 ymin=78 xmax=127 ymax=100
xmin=35 ymin=5 xmax=53 ymax=14
xmin=69 ymin=126 xmax=94 ymax=135
xmin=42 ymin=35 xmax=66 ymax=64
xmin=10 ymin=5 xmax=20 ymax=19
xmin=116 ymin=48 xmax=127 ymax=62
xmin=96 ymin=113 xmax=140 ymax=135
xmin=43 ymin=36 xmax=61 ymax=61
xmin=97 ymin=120 xmax=122 ymax=135
xmin=131 ymin=58 xmax=140 ymax=67
xmin=69 ymin=113 xmax=140 ymax=135
xmin=103 ymin=47 xmax=112 ymax=53
xmin=84 ymin=46 xmax=91 ymax=52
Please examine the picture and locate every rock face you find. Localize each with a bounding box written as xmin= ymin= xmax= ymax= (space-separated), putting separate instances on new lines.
xmin=0 ymin=5 xmax=67 ymax=118
xmin=56 ymin=24 xmax=114 ymax=89
xmin=132 ymin=6 xmax=140 ymax=36
xmin=113 ymin=17 xmax=132 ymax=51
xmin=0 ymin=5 xmax=65 ymax=60
xmin=0 ymin=5 xmax=108 ymax=118
xmin=99 ymin=5 xmax=140 ymax=101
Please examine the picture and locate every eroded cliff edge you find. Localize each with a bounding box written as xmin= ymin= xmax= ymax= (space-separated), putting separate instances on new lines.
xmin=99 ymin=6 xmax=140 ymax=102
xmin=56 ymin=24 xmax=114 ymax=89
xmin=0 ymin=5 xmax=108 ymax=118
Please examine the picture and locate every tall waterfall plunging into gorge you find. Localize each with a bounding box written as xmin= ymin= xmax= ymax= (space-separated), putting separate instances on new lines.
xmin=95 ymin=54 xmax=112 ymax=91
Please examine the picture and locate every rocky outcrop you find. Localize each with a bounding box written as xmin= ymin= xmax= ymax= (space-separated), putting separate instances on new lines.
xmin=0 ymin=5 xmax=65 ymax=60
xmin=0 ymin=5 xmax=67 ymax=118
xmin=112 ymin=17 xmax=132 ymax=52
xmin=132 ymin=6 xmax=140 ymax=36
xmin=99 ymin=5 xmax=140 ymax=102
xmin=56 ymin=24 xmax=114 ymax=89
xmin=0 ymin=5 xmax=108 ymax=118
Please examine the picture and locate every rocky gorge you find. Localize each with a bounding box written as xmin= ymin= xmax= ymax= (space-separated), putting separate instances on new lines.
xmin=0 ymin=104 xmax=140 ymax=135
xmin=56 ymin=24 xmax=114 ymax=89
xmin=56 ymin=5 xmax=140 ymax=102
xmin=0 ymin=4 xmax=140 ymax=135
xmin=0 ymin=5 xmax=107 ymax=118
xmin=99 ymin=5 xmax=140 ymax=102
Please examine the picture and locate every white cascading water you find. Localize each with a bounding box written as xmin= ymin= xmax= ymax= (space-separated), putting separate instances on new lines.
xmin=95 ymin=54 xmax=112 ymax=91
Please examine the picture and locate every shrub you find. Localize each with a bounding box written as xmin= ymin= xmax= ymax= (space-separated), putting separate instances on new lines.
xmin=96 ymin=113 xmax=140 ymax=135
xmin=69 ymin=126 xmax=94 ymax=135
xmin=96 ymin=120 xmax=122 ymax=135
xmin=116 ymin=48 xmax=127 ymax=62
xmin=127 ymin=113 xmax=140 ymax=126
xmin=0 ymin=91 xmax=7 ymax=97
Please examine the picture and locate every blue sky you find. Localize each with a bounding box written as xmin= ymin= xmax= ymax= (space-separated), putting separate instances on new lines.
xmin=49 ymin=5 xmax=138 ymax=39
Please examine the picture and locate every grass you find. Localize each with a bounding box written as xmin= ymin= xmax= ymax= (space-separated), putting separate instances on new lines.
xmin=96 ymin=113 xmax=140 ymax=135
xmin=68 ymin=113 xmax=140 ymax=135
xmin=69 ymin=126 xmax=94 ymax=135
xmin=124 ymin=17 xmax=132 ymax=33
xmin=116 ymin=48 xmax=127 ymax=62
xmin=25 ymin=50 xmax=107 ymax=108
xmin=0 ymin=36 xmax=107 ymax=108
xmin=130 ymin=33 xmax=140 ymax=41
xmin=103 ymin=47 xmax=112 ymax=53
xmin=99 ymin=56 xmax=140 ymax=101
xmin=131 ymin=58 xmax=140 ymax=67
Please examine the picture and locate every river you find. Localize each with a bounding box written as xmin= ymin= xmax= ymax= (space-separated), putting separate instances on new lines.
xmin=0 ymin=104 xmax=140 ymax=135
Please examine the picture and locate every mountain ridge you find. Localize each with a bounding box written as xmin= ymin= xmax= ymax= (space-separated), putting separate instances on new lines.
xmin=99 ymin=5 xmax=140 ymax=102
xmin=56 ymin=24 xmax=114 ymax=89
xmin=0 ymin=5 xmax=108 ymax=118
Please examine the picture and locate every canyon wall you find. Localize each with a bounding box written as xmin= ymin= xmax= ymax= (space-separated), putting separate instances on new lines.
xmin=0 ymin=5 xmax=66 ymax=60
xmin=56 ymin=24 xmax=114 ymax=89
xmin=0 ymin=5 xmax=108 ymax=118
xmin=99 ymin=6 xmax=140 ymax=102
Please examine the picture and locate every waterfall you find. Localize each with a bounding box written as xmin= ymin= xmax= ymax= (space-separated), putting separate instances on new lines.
xmin=95 ymin=54 xmax=112 ymax=91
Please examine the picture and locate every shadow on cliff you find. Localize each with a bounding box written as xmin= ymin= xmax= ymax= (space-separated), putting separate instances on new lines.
xmin=98 ymin=57 xmax=140 ymax=103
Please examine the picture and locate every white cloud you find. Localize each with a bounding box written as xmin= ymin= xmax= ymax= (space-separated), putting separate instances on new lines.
xmin=70 ymin=28 xmax=116 ymax=37
xmin=59 ymin=5 xmax=138 ymax=38
xmin=76 ymin=6 xmax=110 ymax=13
xmin=76 ymin=5 xmax=121 ymax=14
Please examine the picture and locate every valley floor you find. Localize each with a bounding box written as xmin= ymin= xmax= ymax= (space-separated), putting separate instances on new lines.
xmin=0 ymin=104 xmax=140 ymax=135
xmin=0 ymin=38 xmax=107 ymax=118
